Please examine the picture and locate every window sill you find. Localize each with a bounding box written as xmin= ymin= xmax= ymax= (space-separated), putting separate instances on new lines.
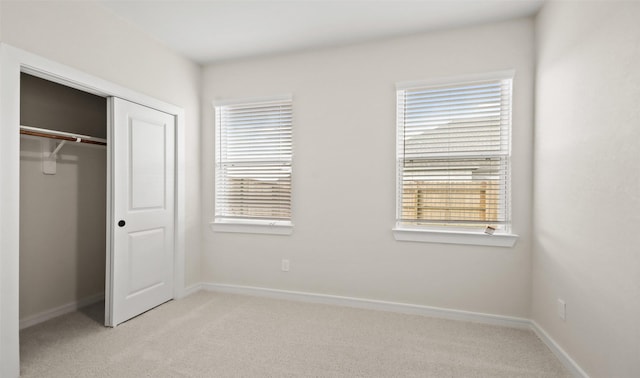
xmin=210 ymin=220 xmax=293 ymax=235
xmin=392 ymin=227 xmax=518 ymax=247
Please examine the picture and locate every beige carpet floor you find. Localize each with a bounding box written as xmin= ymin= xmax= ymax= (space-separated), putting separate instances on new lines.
xmin=20 ymin=291 xmax=570 ymax=377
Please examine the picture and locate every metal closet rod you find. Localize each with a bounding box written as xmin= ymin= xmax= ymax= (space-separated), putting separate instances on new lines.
xmin=19 ymin=125 xmax=107 ymax=146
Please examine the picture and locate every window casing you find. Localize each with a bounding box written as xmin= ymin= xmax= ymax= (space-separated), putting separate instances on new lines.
xmin=214 ymin=96 xmax=293 ymax=231
xmin=395 ymin=73 xmax=513 ymax=238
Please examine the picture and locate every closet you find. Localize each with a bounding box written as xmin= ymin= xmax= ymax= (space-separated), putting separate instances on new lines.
xmin=0 ymin=51 xmax=180 ymax=375
xmin=19 ymin=73 xmax=107 ymax=328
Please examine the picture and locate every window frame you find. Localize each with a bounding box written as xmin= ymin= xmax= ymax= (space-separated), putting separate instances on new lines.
xmin=393 ymin=71 xmax=518 ymax=247
xmin=211 ymin=94 xmax=294 ymax=235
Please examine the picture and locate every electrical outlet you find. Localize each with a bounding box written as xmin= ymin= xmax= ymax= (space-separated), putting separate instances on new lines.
xmin=557 ymin=299 xmax=566 ymax=321
xmin=281 ymin=259 xmax=290 ymax=272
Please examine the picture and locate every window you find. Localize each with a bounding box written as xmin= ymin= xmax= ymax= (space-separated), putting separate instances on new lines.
xmin=394 ymin=72 xmax=517 ymax=246
xmin=213 ymin=95 xmax=293 ymax=234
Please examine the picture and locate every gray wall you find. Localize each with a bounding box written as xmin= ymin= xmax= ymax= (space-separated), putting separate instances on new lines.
xmin=533 ymin=2 xmax=640 ymax=376
xmin=20 ymin=74 xmax=106 ymax=321
xmin=21 ymin=73 xmax=106 ymax=138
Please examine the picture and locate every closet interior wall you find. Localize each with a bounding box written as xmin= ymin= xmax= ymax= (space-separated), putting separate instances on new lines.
xmin=19 ymin=73 xmax=107 ymax=324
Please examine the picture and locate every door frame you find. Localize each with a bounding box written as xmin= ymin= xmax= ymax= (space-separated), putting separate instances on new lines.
xmin=0 ymin=44 xmax=187 ymax=377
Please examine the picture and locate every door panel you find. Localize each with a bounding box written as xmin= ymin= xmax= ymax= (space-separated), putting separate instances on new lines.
xmin=107 ymin=97 xmax=175 ymax=327
xmin=127 ymin=228 xmax=166 ymax=297
xmin=130 ymin=119 xmax=167 ymax=210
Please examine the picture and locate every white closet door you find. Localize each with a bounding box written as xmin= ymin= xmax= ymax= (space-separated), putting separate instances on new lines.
xmin=107 ymin=97 xmax=175 ymax=327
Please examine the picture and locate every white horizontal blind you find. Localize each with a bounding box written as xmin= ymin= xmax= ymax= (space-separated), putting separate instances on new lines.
xmin=215 ymin=97 xmax=292 ymax=222
xmin=397 ymin=76 xmax=512 ymax=231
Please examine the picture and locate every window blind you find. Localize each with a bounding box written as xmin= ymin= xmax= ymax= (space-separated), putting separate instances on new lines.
xmin=396 ymin=76 xmax=512 ymax=231
xmin=215 ymin=97 xmax=292 ymax=222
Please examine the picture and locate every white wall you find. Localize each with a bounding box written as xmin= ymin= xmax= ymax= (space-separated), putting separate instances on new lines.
xmin=0 ymin=0 xmax=202 ymax=287
xmin=533 ymin=2 xmax=640 ymax=376
xmin=202 ymin=18 xmax=535 ymax=317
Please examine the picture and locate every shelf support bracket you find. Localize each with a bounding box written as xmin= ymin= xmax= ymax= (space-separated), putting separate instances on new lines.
xmin=49 ymin=140 xmax=66 ymax=158
xmin=42 ymin=139 xmax=66 ymax=175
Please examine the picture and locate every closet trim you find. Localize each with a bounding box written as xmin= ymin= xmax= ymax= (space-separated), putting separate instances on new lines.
xmin=0 ymin=43 xmax=188 ymax=378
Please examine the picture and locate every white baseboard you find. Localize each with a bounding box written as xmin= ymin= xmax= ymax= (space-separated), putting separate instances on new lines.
xmin=20 ymin=293 xmax=105 ymax=330
xmin=201 ymin=283 xmax=531 ymax=329
xmin=181 ymin=283 xmax=204 ymax=298
xmin=530 ymin=321 xmax=589 ymax=378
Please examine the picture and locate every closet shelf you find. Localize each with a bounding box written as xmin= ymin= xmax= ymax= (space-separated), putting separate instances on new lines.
xmin=19 ymin=125 xmax=107 ymax=146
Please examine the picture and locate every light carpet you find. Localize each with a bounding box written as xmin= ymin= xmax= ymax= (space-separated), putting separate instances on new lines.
xmin=20 ymin=291 xmax=570 ymax=377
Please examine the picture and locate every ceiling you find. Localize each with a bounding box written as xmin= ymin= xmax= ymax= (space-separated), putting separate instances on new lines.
xmin=99 ymin=0 xmax=543 ymax=64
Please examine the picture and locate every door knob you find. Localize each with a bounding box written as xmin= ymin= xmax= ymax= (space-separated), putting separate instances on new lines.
xmin=118 ymin=220 xmax=126 ymax=227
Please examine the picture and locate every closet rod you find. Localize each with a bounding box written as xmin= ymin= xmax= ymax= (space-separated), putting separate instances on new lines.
xmin=19 ymin=125 xmax=107 ymax=146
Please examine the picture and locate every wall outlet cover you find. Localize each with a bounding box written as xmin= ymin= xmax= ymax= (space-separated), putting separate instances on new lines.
xmin=557 ymin=299 xmax=566 ymax=320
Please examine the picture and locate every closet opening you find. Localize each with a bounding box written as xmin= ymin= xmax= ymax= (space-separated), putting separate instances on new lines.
xmin=18 ymin=73 xmax=108 ymax=333
xmin=0 ymin=47 xmax=185 ymax=376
